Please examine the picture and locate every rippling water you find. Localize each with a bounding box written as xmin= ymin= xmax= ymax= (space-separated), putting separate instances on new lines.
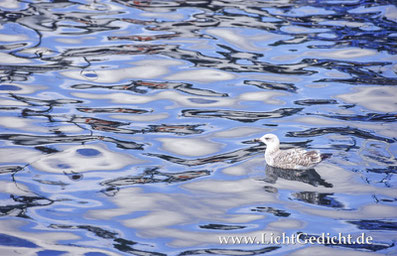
xmin=0 ymin=0 xmax=396 ymax=255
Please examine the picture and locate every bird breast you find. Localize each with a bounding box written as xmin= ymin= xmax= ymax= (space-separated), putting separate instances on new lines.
xmin=265 ymin=152 xmax=275 ymax=166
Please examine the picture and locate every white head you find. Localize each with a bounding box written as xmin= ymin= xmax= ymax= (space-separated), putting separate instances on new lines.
xmin=259 ymin=134 xmax=280 ymax=151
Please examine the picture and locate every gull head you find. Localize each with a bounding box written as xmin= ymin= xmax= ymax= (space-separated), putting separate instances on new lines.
xmin=259 ymin=133 xmax=280 ymax=147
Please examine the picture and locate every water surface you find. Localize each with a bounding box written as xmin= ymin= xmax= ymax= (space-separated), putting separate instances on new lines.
xmin=0 ymin=0 xmax=396 ymax=255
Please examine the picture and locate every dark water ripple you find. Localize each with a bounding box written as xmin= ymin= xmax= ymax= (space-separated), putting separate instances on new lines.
xmin=178 ymin=246 xmax=281 ymax=256
xmin=286 ymin=127 xmax=396 ymax=143
xmin=0 ymin=0 xmax=396 ymax=255
xmin=182 ymin=108 xmax=303 ymax=122
xmin=348 ymin=219 xmax=397 ymax=231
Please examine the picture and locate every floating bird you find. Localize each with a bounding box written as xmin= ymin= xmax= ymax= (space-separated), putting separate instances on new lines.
xmin=258 ymin=134 xmax=324 ymax=170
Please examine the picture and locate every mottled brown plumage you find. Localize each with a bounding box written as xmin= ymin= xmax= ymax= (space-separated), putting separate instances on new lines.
xmin=259 ymin=134 xmax=322 ymax=170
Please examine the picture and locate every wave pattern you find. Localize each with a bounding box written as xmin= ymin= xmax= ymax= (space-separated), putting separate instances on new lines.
xmin=0 ymin=0 xmax=396 ymax=255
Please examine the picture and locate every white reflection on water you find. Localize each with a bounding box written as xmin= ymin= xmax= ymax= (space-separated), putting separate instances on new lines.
xmin=0 ymin=52 xmax=31 ymax=64
xmin=0 ymin=33 xmax=28 ymax=42
xmin=63 ymin=65 xmax=169 ymax=83
xmin=72 ymin=90 xmax=235 ymax=107
xmin=305 ymin=48 xmax=377 ymax=59
xmin=281 ymin=25 xmax=329 ymax=34
xmin=166 ymin=68 xmax=236 ymax=82
xmin=0 ymin=117 xmax=48 ymax=133
xmin=222 ymin=158 xmax=265 ymax=176
xmin=33 ymin=144 xmax=142 ymax=173
xmin=239 ymin=91 xmax=287 ymax=105
xmin=206 ymin=28 xmax=274 ymax=52
xmin=73 ymin=88 xmax=285 ymax=109
xmin=0 ymin=148 xmax=42 ymax=164
xmin=0 ymin=180 xmax=31 ymax=197
xmin=214 ymin=126 xmax=265 ymax=138
xmin=337 ymin=86 xmax=397 ymax=112
xmin=0 ymin=0 xmax=22 ymax=9
xmin=89 ymin=178 xmax=279 ymax=247
xmin=158 ymin=137 xmax=222 ymax=157
xmin=63 ymin=58 xmax=187 ymax=83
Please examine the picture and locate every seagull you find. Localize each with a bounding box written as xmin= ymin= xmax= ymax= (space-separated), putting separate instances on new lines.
xmin=258 ymin=134 xmax=324 ymax=170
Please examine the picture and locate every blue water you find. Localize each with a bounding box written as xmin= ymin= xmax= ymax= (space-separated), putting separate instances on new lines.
xmin=0 ymin=0 xmax=396 ymax=255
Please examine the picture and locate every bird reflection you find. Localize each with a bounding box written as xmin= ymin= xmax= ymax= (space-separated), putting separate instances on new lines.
xmin=261 ymin=165 xmax=346 ymax=208
xmin=263 ymin=165 xmax=333 ymax=188
xmin=293 ymin=191 xmax=344 ymax=208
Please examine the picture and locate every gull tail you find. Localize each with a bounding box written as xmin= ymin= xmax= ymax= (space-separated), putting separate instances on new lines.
xmin=320 ymin=153 xmax=332 ymax=161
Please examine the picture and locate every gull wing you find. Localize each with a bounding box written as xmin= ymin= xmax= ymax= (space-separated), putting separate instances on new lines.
xmin=273 ymin=149 xmax=321 ymax=169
